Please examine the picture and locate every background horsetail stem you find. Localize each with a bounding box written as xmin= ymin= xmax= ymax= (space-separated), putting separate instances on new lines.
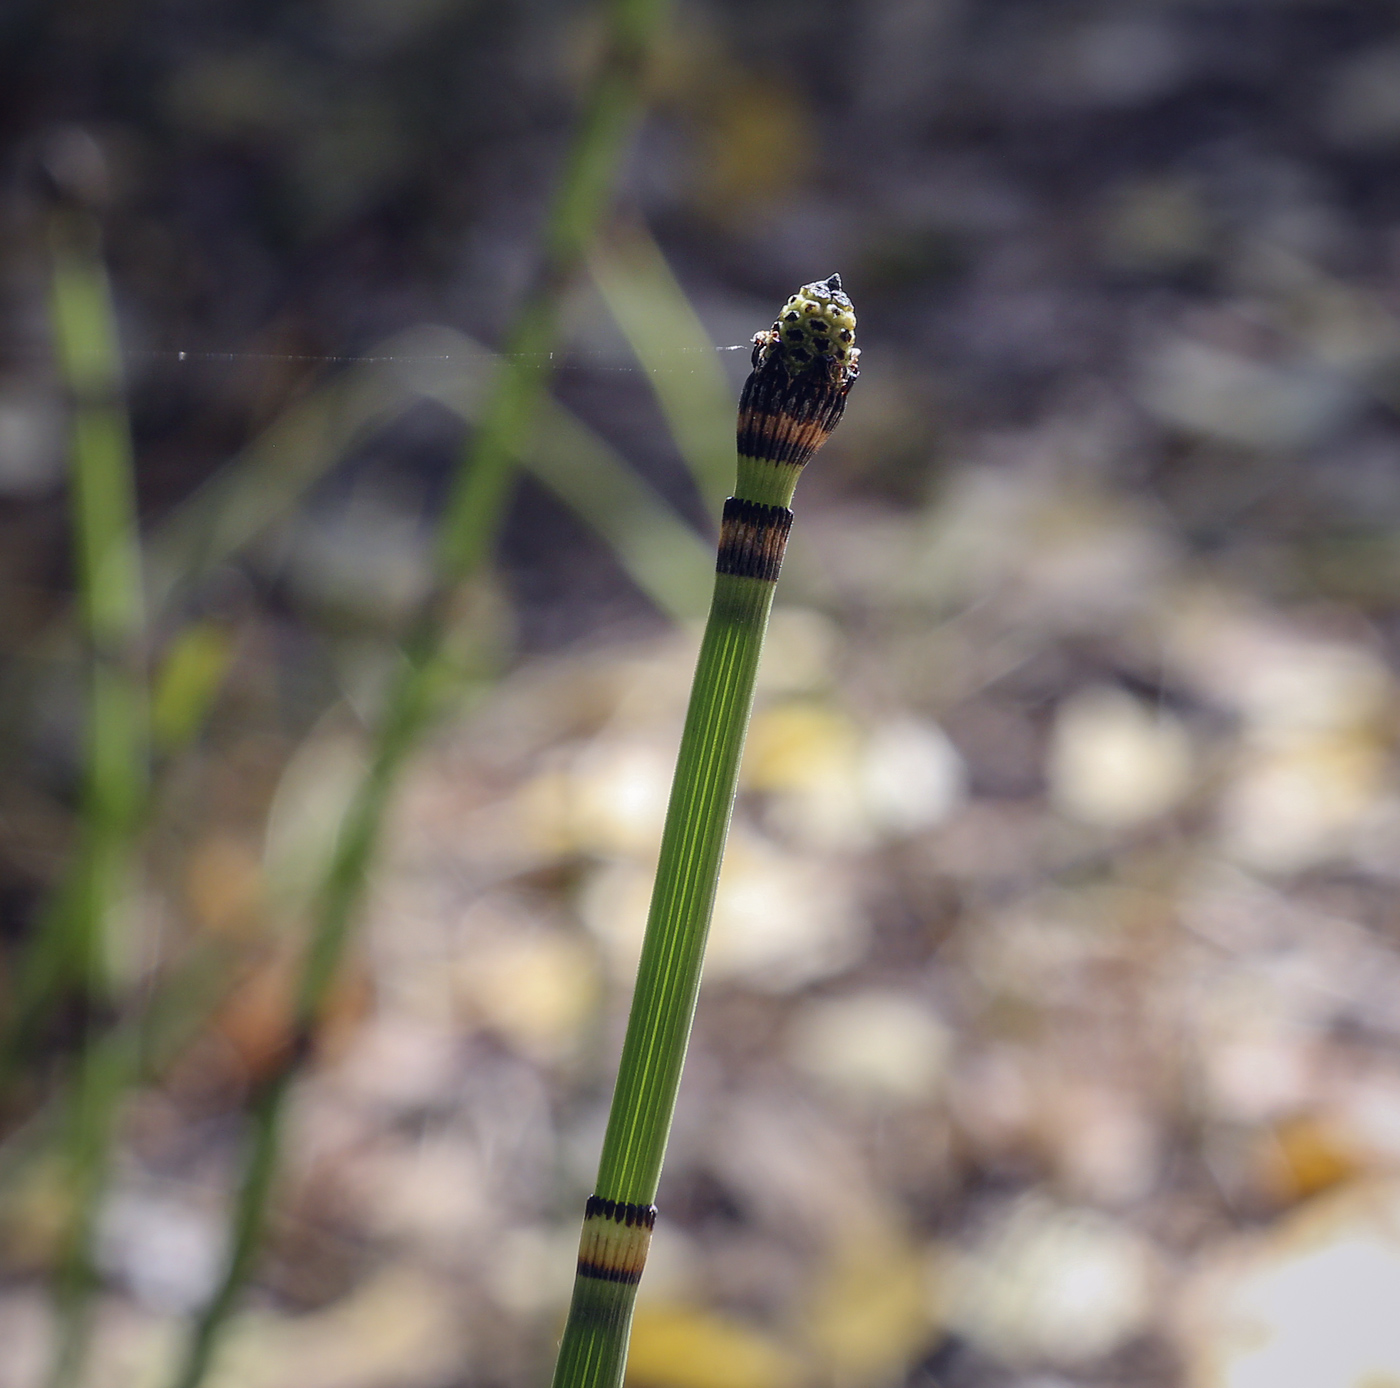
xmin=22 ymin=134 xmax=150 ymax=1388
xmin=549 ymin=277 xmax=859 ymax=1388
xmin=19 ymin=135 xmax=149 ymax=1388
xmin=5 ymin=136 xmax=146 ymax=1069
xmin=167 ymin=4 xmax=673 ymax=1387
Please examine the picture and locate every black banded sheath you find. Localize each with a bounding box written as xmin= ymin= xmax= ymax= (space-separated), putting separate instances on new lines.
xmin=549 ymin=277 xmax=858 ymax=1388
xmin=715 ymin=498 xmax=793 ymax=583
xmin=576 ymin=1197 xmax=657 ymax=1284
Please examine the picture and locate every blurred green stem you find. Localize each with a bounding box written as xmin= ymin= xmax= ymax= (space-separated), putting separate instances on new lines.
xmin=148 ymin=325 xmax=712 ymax=626
xmin=169 ymin=3 xmax=675 ymax=1386
xmin=590 ymin=225 xmax=735 ymax=516
xmin=13 ymin=206 xmax=147 ymax=1040
xmin=435 ymin=0 xmax=663 ymax=578
xmin=32 ymin=194 xmax=149 ymax=1388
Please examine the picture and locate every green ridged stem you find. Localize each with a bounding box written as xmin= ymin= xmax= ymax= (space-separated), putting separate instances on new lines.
xmin=549 ymin=1258 xmax=644 ymax=1388
xmin=734 ymin=457 xmax=802 ymax=509
xmin=550 ymin=273 xmax=857 ymax=1388
xmin=596 ymin=569 xmax=776 ymax=1201
xmin=551 ymin=570 xmax=776 ymax=1388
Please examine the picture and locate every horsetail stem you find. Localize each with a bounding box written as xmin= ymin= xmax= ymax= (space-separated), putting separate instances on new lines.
xmin=549 ymin=275 xmax=859 ymax=1388
xmin=21 ymin=135 xmax=151 ymax=1388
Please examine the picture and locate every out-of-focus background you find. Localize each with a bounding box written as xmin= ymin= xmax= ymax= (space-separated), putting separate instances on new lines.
xmin=6 ymin=2 xmax=1400 ymax=1387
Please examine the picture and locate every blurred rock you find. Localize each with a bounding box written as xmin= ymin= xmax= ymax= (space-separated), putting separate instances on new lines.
xmin=943 ymin=1198 xmax=1159 ymax=1368
xmin=216 ymin=1265 xmax=464 ymax=1388
xmin=755 ymin=608 xmax=843 ymax=697
xmin=1190 ymin=961 xmax=1323 ymax=1126
xmin=1322 ymin=45 xmax=1400 ymax=148
xmin=1042 ymin=1084 xmax=1160 ymax=1208
xmin=453 ymin=927 xmax=600 ymax=1062
xmin=1166 ymin=604 xmax=1397 ymax=873
xmin=184 ymin=833 xmax=265 ymax=937
xmin=859 ymin=716 xmax=967 ymax=837
xmin=1217 ymin=732 xmax=1390 ymax=874
xmin=916 ymin=469 xmax=1178 ymax=635
xmin=97 ymin=1187 xmax=224 ymax=1314
xmin=514 ymin=730 xmax=676 ymax=861
xmin=744 ymin=702 xmax=963 ymax=849
xmin=786 ymin=990 xmax=953 ymax=1105
xmin=744 ymin=700 xmax=869 ymax=848
xmin=0 ymin=1292 xmax=46 ymax=1388
xmin=352 ymin=1133 xmax=491 ymax=1253
xmin=328 ymin=1015 xmax=460 ymax=1114
xmin=1040 ymin=14 xmax=1189 ymax=109
xmin=1138 ymin=335 xmax=1359 ymax=452
xmin=1180 ymin=1180 xmax=1400 ymax=1388
xmin=1047 ymin=686 xmax=1194 ymax=830
xmin=0 ymin=383 xmax=64 ymax=494
xmin=283 ymin=489 xmax=432 ymax=628
xmin=706 ymin=1093 xmax=883 ymax=1241
xmin=487 ymin=1224 xmax=582 ymax=1317
xmin=799 ymin=1227 xmax=938 ymax=1388
xmin=1100 ymin=177 xmax=1213 ymax=272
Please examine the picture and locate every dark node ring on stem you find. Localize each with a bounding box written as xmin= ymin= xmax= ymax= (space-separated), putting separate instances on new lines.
xmin=736 ymin=351 xmax=856 ymax=472
xmin=716 ymin=498 xmax=794 ymax=583
xmin=576 ymin=1195 xmax=658 ymax=1284
xmin=583 ymin=1195 xmax=658 ymax=1228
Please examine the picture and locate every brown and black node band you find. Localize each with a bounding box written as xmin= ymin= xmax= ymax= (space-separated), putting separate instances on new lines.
xmin=575 ymin=1195 xmax=658 ymax=1285
xmin=736 ymin=359 xmax=853 ymax=470
xmin=715 ymin=498 xmax=794 ymax=584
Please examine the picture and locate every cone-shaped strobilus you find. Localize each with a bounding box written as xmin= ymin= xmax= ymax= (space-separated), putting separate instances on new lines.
xmin=549 ymin=277 xmax=859 ymax=1388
